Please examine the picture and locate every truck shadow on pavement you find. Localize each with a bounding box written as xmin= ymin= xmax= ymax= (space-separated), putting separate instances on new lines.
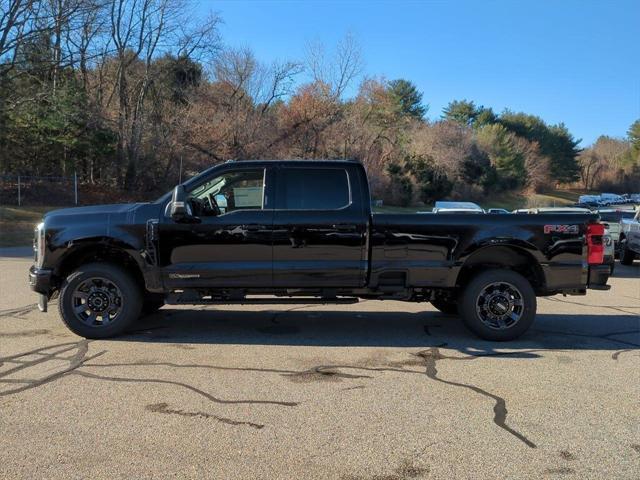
xmin=609 ymin=262 xmax=640 ymax=279
xmin=125 ymin=306 xmax=640 ymax=354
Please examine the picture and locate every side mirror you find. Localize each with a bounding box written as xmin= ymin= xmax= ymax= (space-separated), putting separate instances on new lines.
xmin=169 ymin=185 xmax=198 ymax=223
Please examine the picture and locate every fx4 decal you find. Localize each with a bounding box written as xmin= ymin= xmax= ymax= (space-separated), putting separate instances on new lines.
xmin=544 ymin=224 xmax=579 ymax=234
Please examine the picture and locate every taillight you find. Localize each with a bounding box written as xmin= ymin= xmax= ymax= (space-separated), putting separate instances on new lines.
xmin=587 ymin=223 xmax=605 ymax=265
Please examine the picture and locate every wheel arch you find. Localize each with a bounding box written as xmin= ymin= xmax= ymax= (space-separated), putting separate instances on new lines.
xmin=455 ymin=244 xmax=546 ymax=294
xmin=54 ymin=239 xmax=146 ymax=290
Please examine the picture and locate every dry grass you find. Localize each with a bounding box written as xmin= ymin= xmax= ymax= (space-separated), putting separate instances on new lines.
xmin=0 ymin=206 xmax=54 ymax=247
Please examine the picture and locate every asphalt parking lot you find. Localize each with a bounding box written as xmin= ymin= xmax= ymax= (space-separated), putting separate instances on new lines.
xmin=1 ymin=256 xmax=639 ymax=479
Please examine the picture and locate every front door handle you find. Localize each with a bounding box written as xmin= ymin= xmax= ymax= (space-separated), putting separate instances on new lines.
xmin=332 ymin=224 xmax=357 ymax=232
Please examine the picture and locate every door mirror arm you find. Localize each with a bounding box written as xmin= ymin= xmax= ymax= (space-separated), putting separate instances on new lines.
xmin=169 ymin=185 xmax=201 ymax=223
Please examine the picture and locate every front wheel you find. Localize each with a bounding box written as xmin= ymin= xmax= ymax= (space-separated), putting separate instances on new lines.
xmin=58 ymin=263 xmax=142 ymax=339
xmin=459 ymin=269 xmax=536 ymax=341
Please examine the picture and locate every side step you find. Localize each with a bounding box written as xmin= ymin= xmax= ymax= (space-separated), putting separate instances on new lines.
xmin=166 ymin=294 xmax=360 ymax=305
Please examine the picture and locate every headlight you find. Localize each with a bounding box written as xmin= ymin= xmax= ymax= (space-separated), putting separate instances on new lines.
xmin=34 ymin=222 xmax=45 ymax=267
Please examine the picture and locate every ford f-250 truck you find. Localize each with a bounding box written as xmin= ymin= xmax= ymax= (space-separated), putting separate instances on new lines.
xmin=29 ymin=160 xmax=611 ymax=341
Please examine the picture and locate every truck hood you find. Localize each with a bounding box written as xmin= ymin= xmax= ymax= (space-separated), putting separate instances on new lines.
xmin=44 ymin=203 xmax=143 ymax=219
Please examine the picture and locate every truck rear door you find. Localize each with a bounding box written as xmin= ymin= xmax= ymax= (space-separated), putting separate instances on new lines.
xmin=271 ymin=165 xmax=367 ymax=288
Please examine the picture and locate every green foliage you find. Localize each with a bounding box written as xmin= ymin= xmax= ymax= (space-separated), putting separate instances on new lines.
xmin=476 ymin=124 xmax=525 ymax=189
xmin=442 ymin=99 xmax=478 ymax=126
xmin=499 ymin=112 xmax=581 ymax=183
xmin=385 ymin=162 xmax=413 ymax=206
xmin=157 ymin=54 xmax=204 ymax=104
xmin=387 ymin=79 xmax=427 ymax=119
xmin=404 ymin=154 xmax=453 ymax=204
xmin=628 ymin=119 xmax=640 ymax=156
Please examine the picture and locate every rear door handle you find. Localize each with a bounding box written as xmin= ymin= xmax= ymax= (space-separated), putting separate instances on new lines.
xmin=332 ymin=224 xmax=357 ymax=232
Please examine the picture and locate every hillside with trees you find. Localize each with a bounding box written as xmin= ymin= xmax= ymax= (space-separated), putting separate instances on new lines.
xmin=1 ymin=0 xmax=638 ymax=205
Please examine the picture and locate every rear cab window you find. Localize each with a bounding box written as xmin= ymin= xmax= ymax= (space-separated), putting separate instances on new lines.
xmin=276 ymin=167 xmax=351 ymax=210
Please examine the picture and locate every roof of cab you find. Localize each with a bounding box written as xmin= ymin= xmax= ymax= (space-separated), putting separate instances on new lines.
xmin=224 ymin=159 xmax=362 ymax=167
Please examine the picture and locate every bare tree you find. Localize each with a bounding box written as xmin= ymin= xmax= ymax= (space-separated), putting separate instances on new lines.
xmin=106 ymin=0 xmax=221 ymax=187
xmin=305 ymin=32 xmax=363 ymax=99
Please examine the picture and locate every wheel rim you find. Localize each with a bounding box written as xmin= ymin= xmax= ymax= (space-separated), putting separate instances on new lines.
xmin=71 ymin=277 xmax=123 ymax=327
xmin=475 ymin=281 xmax=524 ymax=330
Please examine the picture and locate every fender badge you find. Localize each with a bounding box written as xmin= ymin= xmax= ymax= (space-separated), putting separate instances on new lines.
xmin=544 ymin=224 xmax=579 ymax=234
xmin=168 ymin=273 xmax=200 ymax=279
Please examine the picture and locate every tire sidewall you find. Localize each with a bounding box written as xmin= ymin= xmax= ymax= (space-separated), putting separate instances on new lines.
xmin=59 ymin=263 xmax=142 ymax=339
xmin=620 ymin=238 xmax=635 ymax=265
xmin=460 ymin=269 xmax=536 ymax=341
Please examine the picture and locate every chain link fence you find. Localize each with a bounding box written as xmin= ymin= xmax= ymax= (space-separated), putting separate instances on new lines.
xmin=0 ymin=174 xmax=78 ymax=206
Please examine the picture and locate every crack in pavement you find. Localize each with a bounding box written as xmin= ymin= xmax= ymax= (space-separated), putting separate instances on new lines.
xmin=0 ymin=340 xmax=299 ymax=429
xmin=0 ymin=340 xmax=106 ymax=396
xmin=416 ymin=347 xmax=537 ymax=448
xmin=85 ymin=347 xmax=544 ymax=448
xmin=73 ymin=370 xmax=298 ymax=406
xmin=611 ymin=349 xmax=635 ymax=360
xmin=0 ymin=304 xmax=39 ymax=318
xmin=145 ymin=402 xmax=264 ymax=429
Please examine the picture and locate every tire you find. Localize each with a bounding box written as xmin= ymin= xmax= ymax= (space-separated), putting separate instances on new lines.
xmin=459 ymin=269 xmax=536 ymax=341
xmin=620 ymin=238 xmax=635 ymax=266
xmin=430 ymin=298 xmax=458 ymax=315
xmin=58 ymin=262 xmax=142 ymax=339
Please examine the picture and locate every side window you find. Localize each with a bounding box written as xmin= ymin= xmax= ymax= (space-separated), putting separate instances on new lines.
xmin=189 ymin=169 xmax=265 ymax=215
xmin=278 ymin=168 xmax=350 ymax=210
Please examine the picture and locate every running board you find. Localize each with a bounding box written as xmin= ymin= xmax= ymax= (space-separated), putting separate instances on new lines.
xmin=165 ymin=294 xmax=360 ymax=305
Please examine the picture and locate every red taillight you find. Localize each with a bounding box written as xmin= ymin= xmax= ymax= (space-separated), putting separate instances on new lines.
xmin=587 ymin=223 xmax=605 ymax=265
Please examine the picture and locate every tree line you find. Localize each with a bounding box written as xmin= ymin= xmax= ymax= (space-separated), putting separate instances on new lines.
xmin=1 ymin=0 xmax=638 ymax=204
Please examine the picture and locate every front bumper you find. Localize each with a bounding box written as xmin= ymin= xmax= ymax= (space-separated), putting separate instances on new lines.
xmin=29 ymin=266 xmax=53 ymax=312
xmin=29 ymin=265 xmax=53 ymax=295
xmin=587 ymin=264 xmax=611 ymax=290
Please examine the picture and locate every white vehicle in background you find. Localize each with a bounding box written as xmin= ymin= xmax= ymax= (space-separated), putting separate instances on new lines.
xmin=578 ymin=194 xmax=601 ymax=205
xmin=596 ymin=208 xmax=637 ymax=255
xmin=600 ymin=193 xmax=626 ymax=206
xmin=487 ymin=208 xmax=510 ymax=214
xmin=432 ymin=201 xmax=485 ymax=214
xmin=620 ymin=208 xmax=640 ymax=265
xmin=630 ymin=194 xmax=640 ymax=203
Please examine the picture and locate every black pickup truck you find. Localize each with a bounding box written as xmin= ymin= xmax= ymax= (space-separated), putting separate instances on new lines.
xmin=30 ymin=160 xmax=611 ymax=341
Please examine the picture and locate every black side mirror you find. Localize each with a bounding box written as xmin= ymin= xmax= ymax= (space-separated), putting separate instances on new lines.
xmin=169 ymin=185 xmax=198 ymax=223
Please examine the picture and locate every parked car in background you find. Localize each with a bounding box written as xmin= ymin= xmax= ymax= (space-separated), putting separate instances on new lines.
xmin=487 ymin=208 xmax=510 ymax=214
xmin=432 ymin=201 xmax=485 ymax=214
xmin=620 ymin=208 xmax=640 ymax=265
xmin=596 ymin=208 xmax=637 ymax=255
xmin=630 ymin=194 xmax=640 ymax=203
xmin=579 ymin=195 xmax=601 ymax=205
xmin=603 ymin=233 xmax=615 ymax=274
xmin=600 ymin=193 xmax=626 ymax=206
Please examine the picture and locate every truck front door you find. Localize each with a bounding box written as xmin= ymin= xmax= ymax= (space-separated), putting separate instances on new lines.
xmin=159 ymin=166 xmax=274 ymax=289
xmin=271 ymin=165 xmax=367 ymax=288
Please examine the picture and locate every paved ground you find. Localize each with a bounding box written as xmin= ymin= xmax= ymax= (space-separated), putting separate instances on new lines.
xmin=0 ymin=256 xmax=638 ymax=479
